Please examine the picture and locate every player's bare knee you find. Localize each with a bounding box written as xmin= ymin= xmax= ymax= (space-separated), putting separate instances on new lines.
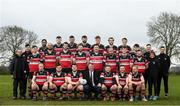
xmin=49 ymin=84 xmax=55 ymax=89
xmin=31 ymin=86 xmax=37 ymax=90
xmin=77 ymin=85 xmax=83 ymax=91
xmin=63 ymin=83 xmax=68 ymax=88
xmin=67 ymin=84 xmax=73 ymax=90
xmin=111 ymin=85 xmax=117 ymax=91
xmin=42 ymin=85 xmax=48 ymax=90
xmin=101 ymin=84 xmax=107 ymax=91
xmin=111 ymin=86 xmax=117 ymax=93
xmin=62 ymin=84 xmax=67 ymax=89
xmin=31 ymin=84 xmax=38 ymax=90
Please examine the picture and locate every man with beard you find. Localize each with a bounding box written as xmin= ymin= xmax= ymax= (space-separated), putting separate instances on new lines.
xmin=39 ymin=39 xmax=48 ymax=58
xmin=105 ymin=37 xmax=118 ymax=55
xmin=104 ymin=47 xmax=119 ymax=73
xmin=73 ymin=44 xmax=88 ymax=77
xmin=59 ymin=42 xmax=73 ymax=74
xmin=44 ymin=43 xmax=56 ymax=74
xmin=89 ymin=44 xmax=104 ymax=80
xmin=128 ymin=65 xmax=147 ymax=102
xmin=79 ymin=35 xmax=91 ymax=55
xmin=118 ymin=48 xmax=133 ymax=74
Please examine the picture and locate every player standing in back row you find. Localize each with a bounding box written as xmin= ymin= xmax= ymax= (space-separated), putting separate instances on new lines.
xmin=68 ymin=35 xmax=77 ymax=55
xmin=79 ymin=35 xmax=91 ymax=55
xmin=91 ymin=36 xmax=105 ymax=54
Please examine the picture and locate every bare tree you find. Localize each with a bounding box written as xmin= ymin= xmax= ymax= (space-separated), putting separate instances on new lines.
xmin=147 ymin=12 xmax=180 ymax=61
xmin=25 ymin=31 xmax=39 ymax=46
xmin=0 ymin=25 xmax=39 ymax=65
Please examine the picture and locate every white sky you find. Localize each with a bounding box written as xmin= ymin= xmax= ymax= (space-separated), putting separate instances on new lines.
xmin=0 ymin=0 xmax=180 ymax=47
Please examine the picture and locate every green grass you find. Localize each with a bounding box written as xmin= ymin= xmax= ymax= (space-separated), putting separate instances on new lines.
xmin=0 ymin=75 xmax=180 ymax=105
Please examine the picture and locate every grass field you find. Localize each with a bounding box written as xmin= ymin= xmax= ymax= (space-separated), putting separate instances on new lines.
xmin=0 ymin=75 xmax=180 ymax=105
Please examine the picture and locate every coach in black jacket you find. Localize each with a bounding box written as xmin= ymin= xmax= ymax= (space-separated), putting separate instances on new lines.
xmin=83 ymin=63 xmax=101 ymax=100
xmin=9 ymin=49 xmax=29 ymax=99
xmin=157 ymin=46 xmax=171 ymax=97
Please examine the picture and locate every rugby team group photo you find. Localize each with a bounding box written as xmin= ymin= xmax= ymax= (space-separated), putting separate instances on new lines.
xmin=1 ymin=0 xmax=180 ymax=105
xmin=9 ymin=35 xmax=170 ymax=102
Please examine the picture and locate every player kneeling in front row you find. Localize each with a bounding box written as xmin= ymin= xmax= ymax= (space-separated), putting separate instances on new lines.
xmin=100 ymin=65 xmax=117 ymax=101
xmin=115 ymin=65 xmax=129 ymax=101
xmin=67 ymin=64 xmax=84 ymax=100
xmin=128 ymin=65 xmax=147 ymax=102
xmin=31 ymin=63 xmax=49 ymax=101
xmin=49 ymin=65 xmax=68 ymax=100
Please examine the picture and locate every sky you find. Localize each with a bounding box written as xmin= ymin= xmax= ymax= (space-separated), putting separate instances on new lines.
xmin=1 ymin=0 xmax=180 ymax=47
